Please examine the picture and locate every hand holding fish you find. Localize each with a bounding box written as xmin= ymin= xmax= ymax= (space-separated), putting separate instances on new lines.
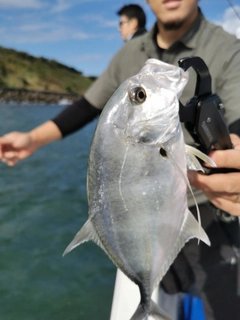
xmin=188 ymin=134 xmax=240 ymax=216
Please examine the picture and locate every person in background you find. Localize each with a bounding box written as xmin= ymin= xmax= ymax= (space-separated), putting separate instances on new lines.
xmin=0 ymin=1 xmax=240 ymax=319
xmin=117 ymin=4 xmax=147 ymax=41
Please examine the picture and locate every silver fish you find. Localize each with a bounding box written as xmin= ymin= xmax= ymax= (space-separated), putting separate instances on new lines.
xmin=63 ymin=59 xmax=211 ymax=320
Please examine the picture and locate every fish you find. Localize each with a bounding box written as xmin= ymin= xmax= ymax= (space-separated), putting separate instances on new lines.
xmin=63 ymin=59 xmax=214 ymax=320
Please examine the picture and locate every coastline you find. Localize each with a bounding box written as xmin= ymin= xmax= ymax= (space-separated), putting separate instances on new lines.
xmin=0 ymin=88 xmax=82 ymax=105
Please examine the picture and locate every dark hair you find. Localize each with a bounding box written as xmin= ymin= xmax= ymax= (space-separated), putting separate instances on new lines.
xmin=117 ymin=4 xmax=146 ymax=28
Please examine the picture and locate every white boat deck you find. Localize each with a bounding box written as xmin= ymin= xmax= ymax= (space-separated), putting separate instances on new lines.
xmin=110 ymin=269 xmax=179 ymax=320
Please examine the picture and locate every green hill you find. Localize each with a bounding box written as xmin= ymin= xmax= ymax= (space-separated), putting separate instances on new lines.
xmin=0 ymin=46 xmax=95 ymax=94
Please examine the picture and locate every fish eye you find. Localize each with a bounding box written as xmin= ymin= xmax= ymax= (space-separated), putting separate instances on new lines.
xmin=129 ymin=86 xmax=147 ymax=105
xmin=159 ymin=148 xmax=168 ymax=158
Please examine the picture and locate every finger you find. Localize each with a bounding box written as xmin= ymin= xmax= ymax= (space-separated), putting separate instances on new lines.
xmin=0 ymin=157 xmax=15 ymax=166
xmin=1 ymin=151 xmax=22 ymax=166
xmin=3 ymin=157 xmax=19 ymax=166
xmin=1 ymin=150 xmax=18 ymax=160
xmin=230 ymin=134 xmax=240 ymax=147
xmin=209 ymin=149 xmax=240 ymax=169
xmin=0 ymin=140 xmax=11 ymax=158
xmin=188 ymin=170 xmax=240 ymax=193
xmin=204 ymin=191 xmax=240 ymax=216
xmin=205 ymin=191 xmax=240 ymax=203
xmin=1 ymin=158 xmax=8 ymax=164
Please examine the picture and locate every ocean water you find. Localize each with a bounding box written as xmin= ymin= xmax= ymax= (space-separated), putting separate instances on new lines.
xmin=0 ymin=104 xmax=116 ymax=320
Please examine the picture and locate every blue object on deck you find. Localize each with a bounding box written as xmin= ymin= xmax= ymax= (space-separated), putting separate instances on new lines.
xmin=183 ymin=294 xmax=206 ymax=320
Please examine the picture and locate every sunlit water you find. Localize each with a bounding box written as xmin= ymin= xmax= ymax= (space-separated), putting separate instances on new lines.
xmin=0 ymin=104 xmax=116 ymax=320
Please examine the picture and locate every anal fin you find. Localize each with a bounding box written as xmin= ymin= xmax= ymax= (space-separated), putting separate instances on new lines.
xmin=154 ymin=209 xmax=210 ymax=290
xmin=181 ymin=209 xmax=210 ymax=246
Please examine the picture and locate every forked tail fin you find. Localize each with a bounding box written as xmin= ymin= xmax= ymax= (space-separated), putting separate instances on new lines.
xmin=130 ymin=299 xmax=172 ymax=320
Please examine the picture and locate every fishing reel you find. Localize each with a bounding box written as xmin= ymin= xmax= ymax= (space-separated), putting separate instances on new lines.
xmin=178 ymin=56 xmax=232 ymax=155
xmin=178 ymin=56 xmax=239 ymax=225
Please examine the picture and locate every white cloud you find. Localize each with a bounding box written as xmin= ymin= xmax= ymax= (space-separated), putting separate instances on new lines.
xmin=50 ymin=0 xmax=107 ymax=14
xmin=19 ymin=22 xmax=52 ymax=32
xmin=0 ymin=0 xmax=120 ymax=49
xmin=0 ymin=24 xmax=96 ymax=44
xmin=214 ymin=6 xmax=240 ymax=38
xmin=51 ymin=0 xmax=72 ymax=13
xmin=0 ymin=0 xmax=44 ymax=9
xmin=80 ymin=14 xmax=117 ymax=28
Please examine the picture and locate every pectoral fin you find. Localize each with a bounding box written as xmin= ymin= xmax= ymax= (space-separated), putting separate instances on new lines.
xmin=63 ymin=219 xmax=103 ymax=256
xmin=185 ymin=144 xmax=216 ymax=172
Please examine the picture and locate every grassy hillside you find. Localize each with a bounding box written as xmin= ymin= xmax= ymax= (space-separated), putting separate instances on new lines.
xmin=0 ymin=46 xmax=95 ymax=94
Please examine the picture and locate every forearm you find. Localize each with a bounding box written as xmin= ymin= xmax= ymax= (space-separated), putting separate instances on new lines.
xmin=29 ymin=120 xmax=62 ymax=148
xmin=28 ymin=97 xmax=101 ymax=148
xmin=52 ymin=96 xmax=101 ymax=137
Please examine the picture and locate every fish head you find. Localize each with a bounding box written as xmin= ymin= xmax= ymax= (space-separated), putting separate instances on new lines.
xmin=125 ymin=59 xmax=188 ymax=145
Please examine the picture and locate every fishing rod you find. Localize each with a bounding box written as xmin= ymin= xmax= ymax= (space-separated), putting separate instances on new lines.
xmin=226 ymin=0 xmax=240 ymax=21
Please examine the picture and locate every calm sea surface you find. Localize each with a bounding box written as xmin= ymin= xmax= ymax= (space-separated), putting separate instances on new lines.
xmin=0 ymin=103 xmax=116 ymax=320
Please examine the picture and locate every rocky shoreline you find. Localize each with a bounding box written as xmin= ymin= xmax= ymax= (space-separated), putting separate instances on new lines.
xmin=0 ymin=88 xmax=81 ymax=105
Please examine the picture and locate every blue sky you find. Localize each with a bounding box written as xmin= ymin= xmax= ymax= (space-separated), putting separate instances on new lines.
xmin=0 ymin=0 xmax=240 ymax=77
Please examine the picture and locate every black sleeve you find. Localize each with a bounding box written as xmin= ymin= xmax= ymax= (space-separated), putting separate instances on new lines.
xmin=52 ymin=96 xmax=101 ymax=137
